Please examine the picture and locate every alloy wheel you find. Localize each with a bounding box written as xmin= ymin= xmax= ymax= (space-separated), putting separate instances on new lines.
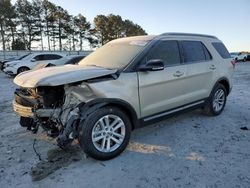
xmin=212 ymin=89 xmax=225 ymax=112
xmin=91 ymin=115 xmax=126 ymax=153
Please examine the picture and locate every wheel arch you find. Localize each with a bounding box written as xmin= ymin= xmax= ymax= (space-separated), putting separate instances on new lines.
xmin=215 ymin=77 xmax=230 ymax=95
xmin=79 ymin=98 xmax=139 ymax=130
xmin=17 ymin=66 xmax=30 ymax=74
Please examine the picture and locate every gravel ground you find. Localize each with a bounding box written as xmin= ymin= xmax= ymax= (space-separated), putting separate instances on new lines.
xmin=0 ymin=62 xmax=249 ymax=188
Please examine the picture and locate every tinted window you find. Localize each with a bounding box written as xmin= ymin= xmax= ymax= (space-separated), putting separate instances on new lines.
xmin=43 ymin=54 xmax=62 ymax=60
xmin=34 ymin=55 xmax=44 ymax=61
xmin=203 ymin=45 xmax=212 ymax=60
xmin=212 ymin=42 xmax=231 ymax=59
xmin=180 ymin=41 xmax=210 ymax=63
xmin=144 ymin=40 xmax=181 ymax=66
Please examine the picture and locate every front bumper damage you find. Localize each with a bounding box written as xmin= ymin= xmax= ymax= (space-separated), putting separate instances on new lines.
xmin=12 ymin=83 xmax=105 ymax=148
xmin=13 ymin=100 xmax=61 ymax=118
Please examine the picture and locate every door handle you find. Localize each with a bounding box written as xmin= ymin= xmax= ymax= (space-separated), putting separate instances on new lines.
xmin=209 ymin=65 xmax=216 ymax=70
xmin=173 ymin=71 xmax=184 ymax=77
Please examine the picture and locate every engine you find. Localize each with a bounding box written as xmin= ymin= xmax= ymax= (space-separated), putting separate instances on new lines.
xmin=14 ymin=86 xmax=65 ymax=135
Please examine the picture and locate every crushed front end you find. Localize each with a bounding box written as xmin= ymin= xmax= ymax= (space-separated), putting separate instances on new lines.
xmin=13 ymin=85 xmax=84 ymax=147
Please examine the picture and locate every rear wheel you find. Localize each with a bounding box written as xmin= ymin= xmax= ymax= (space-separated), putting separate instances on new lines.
xmin=243 ymin=57 xmax=247 ymax=62
xmin=78 ymin=106 xmax=131 ymax=160
xmin=203 ymin=84 xmax=227 ymax=116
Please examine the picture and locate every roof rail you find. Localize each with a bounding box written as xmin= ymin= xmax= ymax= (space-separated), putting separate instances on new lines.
xmin=160 ymin=32 xmax=218 ymax=39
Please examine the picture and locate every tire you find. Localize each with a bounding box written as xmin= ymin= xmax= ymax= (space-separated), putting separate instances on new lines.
xmin=203 ymin=84 xmax=227 ymax=116
xmin=243 ymin=57 xmax=247 ymax=62
xmin=20 ymin=116 xmax=34 ymax=127
xmin=17 ymin=67 xmax=30 ymax=74
xmin=78 ymin=106 xmax=131 ymax=160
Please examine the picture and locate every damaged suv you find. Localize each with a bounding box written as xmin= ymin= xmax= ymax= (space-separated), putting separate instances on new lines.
xmin=13 ymin=33 xmax=234 ymax=160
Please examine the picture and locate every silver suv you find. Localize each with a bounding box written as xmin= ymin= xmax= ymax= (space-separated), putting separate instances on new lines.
xmin=13 ymin=33 xmax=234 ymax=160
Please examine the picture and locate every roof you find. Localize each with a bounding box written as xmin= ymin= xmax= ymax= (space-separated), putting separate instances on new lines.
xmin=110 ymin=35 xmax=156 ymax=43
xmin=159 ymin=32 xmax=218 ymax=39
xmin=110 ymin=32 xmax=219 ymax=44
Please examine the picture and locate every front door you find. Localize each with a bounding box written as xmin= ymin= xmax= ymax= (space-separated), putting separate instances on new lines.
xmin=138 ymin=40 xmax=188 ymax=117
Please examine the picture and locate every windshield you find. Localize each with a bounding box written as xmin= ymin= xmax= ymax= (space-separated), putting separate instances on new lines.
xmin=18 ymin=53 xmax=31 ymax=60
xmin=79 ymin=37 xmax=152 ymax=69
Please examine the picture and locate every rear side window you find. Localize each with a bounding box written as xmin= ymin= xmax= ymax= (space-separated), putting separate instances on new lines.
xmin=180 ymin=41 xmax=211 ymax=63
xmin=144 ymin=40 xmax=181 ymax=66
xmin=43 ymin=54 xmax=63 ymax=60
xmin=202 ymin=45 xmax=212 ymax=60
xmin=212 ymin=42 xmax=231 ymax=59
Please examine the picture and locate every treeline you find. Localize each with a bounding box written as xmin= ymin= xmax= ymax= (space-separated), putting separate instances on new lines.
xmin=0 ymin=0 xmax=147 ymax=51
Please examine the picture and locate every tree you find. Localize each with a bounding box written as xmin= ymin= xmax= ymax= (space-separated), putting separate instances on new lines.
xmin=42 ymin=0 xmax=57 ymax=50
xmin=93 ymin=15 xmax=109 ymax=45
xmin=15 ymin=0 xmax=42 ymax=50
xmin=12 ymin=38 xmax=26 ymax=50
xmin=93 ymin=14 xmax=147 ymax=46
xmin=0 ymin=0 xmax=147 ymax=50
xmin=106 ymin=14 xmax=124 ymax=40
xmin=32 ymin=0 xmax=44 ymax=50
xmin=73 ymin=14 xmax=91 ymax=50
xmin=123 ymin=19 xmax=147 ymax=37
xmin=0 ymin=0 xmax=16 ymax=51
xmin=53 ymin=6 xmax=70 ymax=50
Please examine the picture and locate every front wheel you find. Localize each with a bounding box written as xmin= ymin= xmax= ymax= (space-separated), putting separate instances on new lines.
xmin=78 ymin=106 xmax=131 ymax=160
xmin=17 ymin=67 xmax=30 ymax=74
xmin=203 ymin=84 xmax=227 ymax=116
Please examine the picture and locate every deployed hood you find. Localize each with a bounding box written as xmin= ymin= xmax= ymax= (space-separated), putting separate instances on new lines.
xmin=14 ymin=65 xmax=117 ymax=88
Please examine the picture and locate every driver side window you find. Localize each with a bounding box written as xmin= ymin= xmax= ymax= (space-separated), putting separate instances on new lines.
xmin=143 ymin=40 xmax=181 ymax=67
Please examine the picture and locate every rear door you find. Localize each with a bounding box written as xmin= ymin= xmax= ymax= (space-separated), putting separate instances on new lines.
xmin=30 ymin=54 xmax=47 ymax=68
xmin=138 ymin=40 xmax=189 ymax=117
xmin=179 ymin=40 xmax=215 ymax=101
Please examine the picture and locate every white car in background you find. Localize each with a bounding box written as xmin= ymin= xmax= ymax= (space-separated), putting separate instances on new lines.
xmin=3 ymin=52 xmax=65 ymax=75
xmin=33 ymin=55 xmax=87 ymax=70
xmin=230 ymin=52 xmax=249 ymax=62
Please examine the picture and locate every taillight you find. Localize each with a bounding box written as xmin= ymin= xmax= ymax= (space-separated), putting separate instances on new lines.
xmin=231 ymin=59 xmax=236 ymax=68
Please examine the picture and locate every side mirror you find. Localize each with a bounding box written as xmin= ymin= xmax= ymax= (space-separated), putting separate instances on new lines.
xmin=138 ymin=59 xmax=164 ymax=72
xmin=31 ymin=59 xmax=36 ymax=62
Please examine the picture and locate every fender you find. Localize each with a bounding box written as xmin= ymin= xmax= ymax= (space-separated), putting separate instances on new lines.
xmin=77 ymin=98 xmax=139 ymax=130
xmin=212 ymin=77 xmax=231 ymax=95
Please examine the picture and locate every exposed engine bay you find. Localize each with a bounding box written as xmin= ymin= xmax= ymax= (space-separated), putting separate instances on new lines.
xmin=12 ymin=62 xmax=139 ymax=160
xmin=14 ymin=82 xmax=107 ymax=148
xmin=12 ymin=61 xmax=129 ymax=154
xmin=15 ymin=86 xmax=64 ymax=131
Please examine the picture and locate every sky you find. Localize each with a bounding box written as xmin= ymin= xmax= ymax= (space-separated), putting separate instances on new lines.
xmin=13 ymin=0 xmax=250 ymax=52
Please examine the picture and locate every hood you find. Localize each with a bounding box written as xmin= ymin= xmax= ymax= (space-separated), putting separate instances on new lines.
xmin=14 ymin=65 xmax=117 ymax=88
xmin=6 ymin=60 xmax=20 ymax=65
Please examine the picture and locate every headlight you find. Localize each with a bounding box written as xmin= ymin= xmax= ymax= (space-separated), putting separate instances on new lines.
xmin=7 ymin=63 xmax=17 ymax=67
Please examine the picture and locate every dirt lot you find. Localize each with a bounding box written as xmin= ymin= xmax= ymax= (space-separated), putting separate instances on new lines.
xmin=0 ymin=62 xmax=250 ymax=188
